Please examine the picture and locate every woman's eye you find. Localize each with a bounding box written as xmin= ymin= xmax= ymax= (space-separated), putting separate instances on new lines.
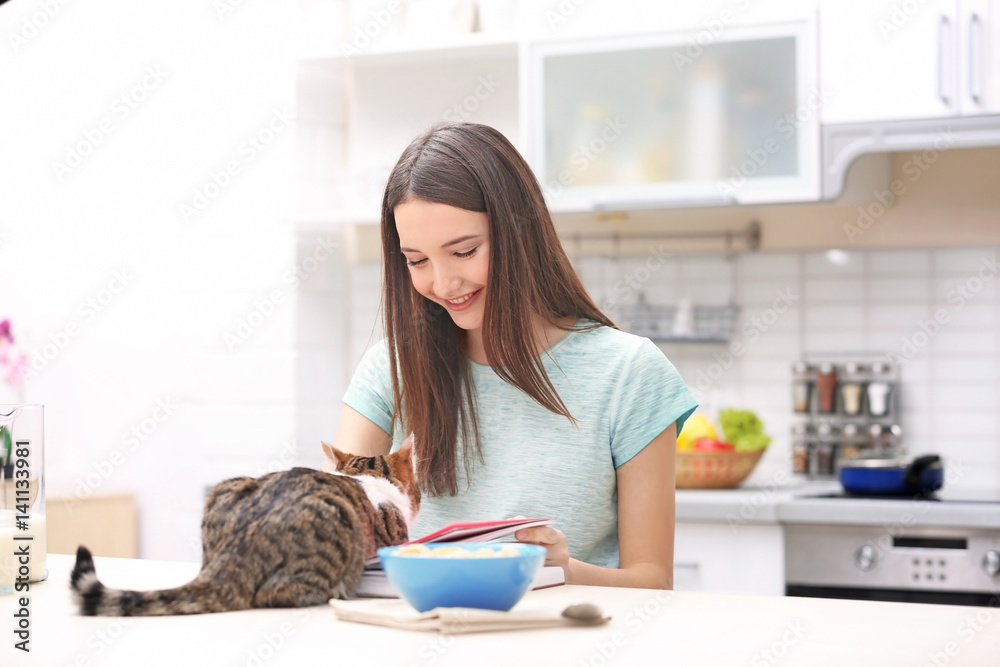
xmin=405 ymin=258 xmax=426 ymax=267
xmin=456 ymin=247 xmax=478 ymax=259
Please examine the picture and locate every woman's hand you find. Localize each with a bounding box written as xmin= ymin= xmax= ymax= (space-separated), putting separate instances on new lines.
xmin=511 ymin=516 xmax=570 ymax=572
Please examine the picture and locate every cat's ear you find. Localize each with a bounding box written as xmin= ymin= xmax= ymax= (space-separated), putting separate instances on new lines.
xmin=394 ymin=432 xmax=415 ymax=466
xmin=321 ymin=442 xmax=352 ymax=470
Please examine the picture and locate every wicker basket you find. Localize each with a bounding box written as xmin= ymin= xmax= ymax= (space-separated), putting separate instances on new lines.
xmin=676 ymin=449 xmax=765 ymax=489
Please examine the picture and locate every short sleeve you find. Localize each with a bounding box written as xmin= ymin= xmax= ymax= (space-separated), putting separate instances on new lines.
xmin=609 ymin=338 xmax=698 ymax=468
xmin=342 ymin=340 xmax=394 ymax=435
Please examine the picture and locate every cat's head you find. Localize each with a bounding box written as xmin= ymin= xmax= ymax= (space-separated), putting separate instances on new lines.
xmin=320 ymin=433 xmax=421 ymax=514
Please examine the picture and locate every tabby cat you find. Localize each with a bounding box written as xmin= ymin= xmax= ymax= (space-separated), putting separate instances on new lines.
xmin=71 ymin=436 xmax=420 ymax=616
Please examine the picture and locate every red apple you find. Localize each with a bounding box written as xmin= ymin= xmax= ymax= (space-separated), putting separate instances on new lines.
xmin=693 ymin=438 xmax=735 ymax=451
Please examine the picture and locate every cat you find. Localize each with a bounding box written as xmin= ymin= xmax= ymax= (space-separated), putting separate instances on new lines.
xmin=70 ymin=436 xmax=420 ymax=616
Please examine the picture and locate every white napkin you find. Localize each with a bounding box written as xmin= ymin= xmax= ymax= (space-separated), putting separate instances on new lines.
xmin=329 ymin=597 xmax=610 ymax=634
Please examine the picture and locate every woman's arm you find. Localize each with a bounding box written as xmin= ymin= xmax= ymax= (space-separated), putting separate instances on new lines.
xmin=321 ymin=405 xmax=392 ymax=470
xmin=515 ymin=422 xmax=677 ymax=589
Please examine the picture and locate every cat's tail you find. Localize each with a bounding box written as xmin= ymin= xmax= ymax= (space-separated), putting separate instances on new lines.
xmin=71 ymin=546 xmax=236 ymax=616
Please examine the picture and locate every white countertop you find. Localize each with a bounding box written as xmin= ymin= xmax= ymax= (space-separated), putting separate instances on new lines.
xmin=2 ymin=554 xmax=998 ymax=666
xmin=676 ymin=481 xmax=1000 ymax=529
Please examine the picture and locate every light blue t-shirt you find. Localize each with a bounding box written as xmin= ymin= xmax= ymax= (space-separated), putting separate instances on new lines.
xmin=342 ymin=320 xmax=698 ymax=567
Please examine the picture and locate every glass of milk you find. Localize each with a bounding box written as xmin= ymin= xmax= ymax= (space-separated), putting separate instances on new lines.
xmin=0 ymin=405 xmax=47 ymax=584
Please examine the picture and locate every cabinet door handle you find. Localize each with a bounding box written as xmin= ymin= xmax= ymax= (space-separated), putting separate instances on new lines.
xmin=939 ymin=15 xmax=952 ymax=107
xmin=673 ymin=562 xmax=700 ymax=571
xmin=969 ymin=12 xmax=983 ymax=105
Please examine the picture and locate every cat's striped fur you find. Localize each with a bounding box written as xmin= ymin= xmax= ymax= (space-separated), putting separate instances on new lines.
xmin=70 ymin=437 xmax=420 ymax=616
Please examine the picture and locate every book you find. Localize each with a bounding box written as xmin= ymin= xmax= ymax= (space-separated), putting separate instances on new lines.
xmin=357 ymin=517 xmax=565 ymax=598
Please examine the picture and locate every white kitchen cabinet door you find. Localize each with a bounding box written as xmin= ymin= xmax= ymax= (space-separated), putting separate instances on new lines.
xmin=959 ymin=0 xmax=1000 ymax=113
xmin=820 ymin=0 xmax=960 ymax=123
xmin=674 ymin=522 xmax=784 ymax=596
xmin=527 ymin=20 xmax=820 ymax=210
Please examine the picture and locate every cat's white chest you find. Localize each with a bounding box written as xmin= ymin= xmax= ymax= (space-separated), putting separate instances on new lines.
xmin=331 ymin=472 xmax=414 ymax=529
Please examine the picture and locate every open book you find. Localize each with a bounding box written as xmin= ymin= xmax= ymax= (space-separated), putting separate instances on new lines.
xmin=357 ymin=517 xmax=566 ymax=598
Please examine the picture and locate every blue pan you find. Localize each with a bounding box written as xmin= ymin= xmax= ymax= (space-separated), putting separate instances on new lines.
xmin=840 ymin=455 xmax=943 ymax=497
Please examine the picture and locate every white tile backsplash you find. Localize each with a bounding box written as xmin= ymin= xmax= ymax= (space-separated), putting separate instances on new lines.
xmin=869 ymin=276 xmax=932 ymax=302
xmin=932 ymin=329 xmax=998 ymax=357
xmin=868 ymin=304 xmax=932 ymax=330
xmin=933 ymin=247 xmax=1000 ymax=274
xmin=804 ymin=277 xmax=866 ymax=303
xmin=933 ymin=274 xmax=999 ymax=302
xmin=804 ymin=305 xmax=866 ymax=330
xmin=804 ymin=251 xmax=866 ymax=276
xmin=868 ymin=249 xmax=932 ymax=275
xmin=942 ymin=302 xmax=998 ymax=330
xmin=738 ymin=278 xmax=802 ymax=307
xmin=739 ymin=252 xmax=801 ymax=279
xmin=935 ymin=384 xmax=999 ymax=411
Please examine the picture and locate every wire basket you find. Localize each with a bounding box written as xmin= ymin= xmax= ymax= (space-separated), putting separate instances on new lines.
xmin=675 ymin=449 xmax=765 ymax=489
xmin=619 ymin=303 xmax=740 ymax=343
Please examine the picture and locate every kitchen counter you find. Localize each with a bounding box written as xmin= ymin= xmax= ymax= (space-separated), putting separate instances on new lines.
xmin=677 ymin=481 xmax=1000 ymax=529
xmin=2 ymin=554 xmax=998 ymax=666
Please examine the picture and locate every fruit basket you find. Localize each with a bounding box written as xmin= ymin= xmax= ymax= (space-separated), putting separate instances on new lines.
xmin=675 ymin=449 xmax=765 ymax=489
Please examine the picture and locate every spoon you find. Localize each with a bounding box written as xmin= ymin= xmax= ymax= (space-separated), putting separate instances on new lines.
xmin=561 ymin=602 xmax=605 ymax=624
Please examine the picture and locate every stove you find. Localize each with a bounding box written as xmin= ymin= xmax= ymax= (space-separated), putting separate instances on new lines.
xmin=808 ymin=487 xmax=1000 ymax=504
xmin=784 ymin=488 xmax=1000 ymax=606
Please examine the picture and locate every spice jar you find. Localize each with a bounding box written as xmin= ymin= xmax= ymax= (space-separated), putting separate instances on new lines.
xmin=816 ymin=363 xmax=838 ymax=414
xmin=814 ymin=423 xmax=838 ymax=477
xmin=839 ymin=423 xmax=865 ymax=466
xmin=866 ymin=363 xmax=894 ymax=417
xmin=792 ymin=362 xmax=814 ymax=413
xmin=867 ymin=423 xmax=902 ymax=458
xmin=791 ymin=423 xmax=810 ymax=475
xmin=839 ymin=362 xmax=866 ymax=416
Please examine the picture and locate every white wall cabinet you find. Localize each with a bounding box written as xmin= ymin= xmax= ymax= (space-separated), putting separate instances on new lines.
xmin=674 ymin=521 xmax=785 ymax=596
xmin=526 ymin=20 xmax=820 ymax=211
xmin=820 ymin=0 xmax=1000 ymax=123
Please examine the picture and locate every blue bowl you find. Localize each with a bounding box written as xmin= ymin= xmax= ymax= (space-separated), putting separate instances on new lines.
xmin=377 ymin=542 xmax=546 ymax=612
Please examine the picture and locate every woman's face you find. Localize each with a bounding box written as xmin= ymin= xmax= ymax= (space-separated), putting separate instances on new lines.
xmin=395 ymin=198 xmax=490 ymax=332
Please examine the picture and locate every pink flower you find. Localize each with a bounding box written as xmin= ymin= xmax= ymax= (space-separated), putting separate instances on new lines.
xmin=0 ymin=319 xmax=28 ymax=397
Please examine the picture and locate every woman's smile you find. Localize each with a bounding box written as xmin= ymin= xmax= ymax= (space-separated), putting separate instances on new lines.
xmin=442 ymin=288 xmax=483 ymax=310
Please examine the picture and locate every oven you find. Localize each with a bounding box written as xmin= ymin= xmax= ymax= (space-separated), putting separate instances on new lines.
xmin=785 ymin=523 xmax=1000 ymax=607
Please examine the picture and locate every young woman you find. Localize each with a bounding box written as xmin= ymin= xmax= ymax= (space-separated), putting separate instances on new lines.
xmin=327 ymin=122 xmax=697 ymax=589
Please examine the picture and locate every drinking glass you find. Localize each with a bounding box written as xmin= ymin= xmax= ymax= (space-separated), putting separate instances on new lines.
xmin=0 ymin=404 xmax=47 ymax=583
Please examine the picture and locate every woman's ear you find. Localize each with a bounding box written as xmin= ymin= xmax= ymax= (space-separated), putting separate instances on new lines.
xmin=321 ymin=442 xmax=352 ymax=470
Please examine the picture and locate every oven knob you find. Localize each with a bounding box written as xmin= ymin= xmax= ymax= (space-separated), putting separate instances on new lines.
xmin=984 ymin=551 xmax=1000 ymax=577
xmin=855 ymin=545 xmax=878 ymax=572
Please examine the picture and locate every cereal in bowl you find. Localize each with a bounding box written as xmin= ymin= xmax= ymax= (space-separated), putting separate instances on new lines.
xmin=394 ymin=544 xmax=523 ymax=558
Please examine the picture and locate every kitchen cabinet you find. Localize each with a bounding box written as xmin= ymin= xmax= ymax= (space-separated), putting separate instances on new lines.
xmin=674 ymin=521 xmax=784 ymax=596
xmin=820 ymin=0 xmax=1000 ymax=123
xmin=294 ymin=38 xmax=521 ymax=227
xmin=526 ymin=20 xmax=821 ymax=210
xmin=47 ymin=493 xmax=137 ymax=558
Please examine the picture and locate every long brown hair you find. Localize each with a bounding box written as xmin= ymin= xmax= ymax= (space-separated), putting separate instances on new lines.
xmin=381 ymin=122 xmax=616 ymax=496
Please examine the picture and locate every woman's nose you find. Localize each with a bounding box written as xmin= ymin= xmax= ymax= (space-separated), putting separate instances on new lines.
xmin=433 ymin=266 xmax=462 ymax=296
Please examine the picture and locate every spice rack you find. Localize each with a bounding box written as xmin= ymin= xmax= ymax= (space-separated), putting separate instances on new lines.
xmin=790 ymin=359 xmax=902 ymax=480
xmin=618 ymin=296 xmax=740 ymax=343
